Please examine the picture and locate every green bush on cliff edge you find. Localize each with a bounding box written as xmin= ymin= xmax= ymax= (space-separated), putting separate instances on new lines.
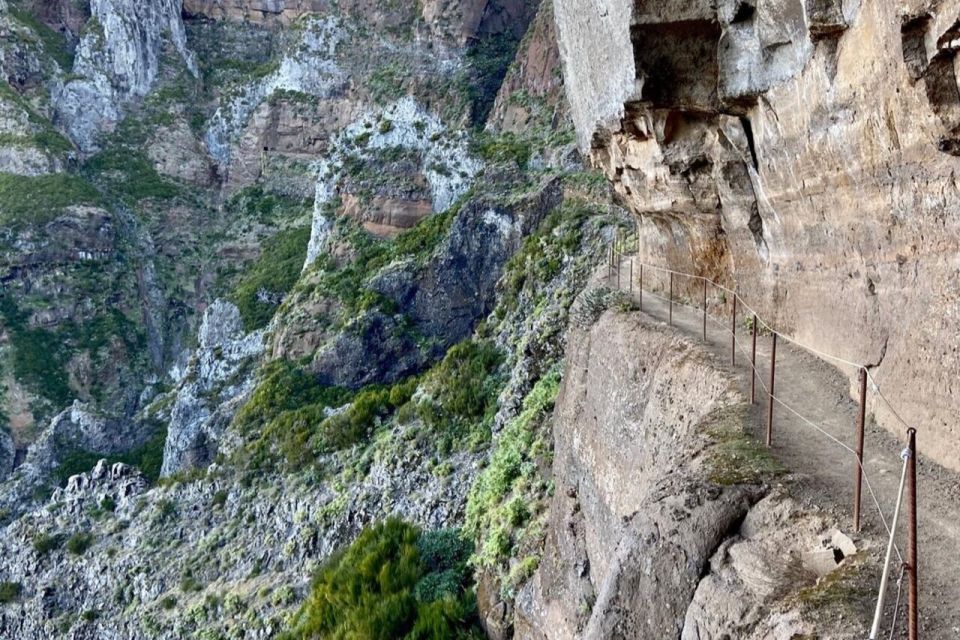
xmin=282 ymin=519 xmax=483 ymax=640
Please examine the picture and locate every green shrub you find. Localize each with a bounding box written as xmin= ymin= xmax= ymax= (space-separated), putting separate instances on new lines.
xmin=83 ymin=148 xmax=179 ymax=202
xmin=160 ymin=595 xmax=178 ymax=610
xmin=469 ymin=132 xmax=532 ymax=169
xmin=211 ymin=490 xmax=228 ymax=508
xmin=0 ymin=172 xmax=103 ymax=228
xmin=417 ymin=340 xmax=504 ymax=452
xmin=66 ymin=532 xmax=94 ymax=556
xmin=32 ymin=532 xmax=64 ymax=556
xmin=250 ymin=375 xmax=417 ymax=470
xmin=180 ymin=574 xmax=203 ymax=593
xmin=368 ymin=63 xmax=408 ymax=104
xmin=282 ymin=519 xmax=482 ymax=640
xmin=227 ymin=186 xmax=310 ymax=224
xmin=155 ymin=499 xmax=177 ymax=522
xmin=230 ymin=226 xmax=311 ymax=331
xmin=0 ymin=581 xmax=22 ymax=604
xmin=465 ymin=368 xmax=561 ymax=569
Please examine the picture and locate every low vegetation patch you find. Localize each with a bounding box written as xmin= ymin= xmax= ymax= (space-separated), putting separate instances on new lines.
xmin=0 ymin=581 xmax=22 ymax=604
xmin=32 ymin=532 xmax=64 ymax=556
xmin=465 ymin=368 xmax=560 ymax=575
xmin=0 ymin=295 xmax=147 ymax=410
xmin=469 ymin=131 xmax=532 ymax=169
xmin=415 ymin=340 xmax=505 ymax=453
xmin=230 ymin=225 xmax=311 ymax=331
xmin=234 ymin=361 xmax=419 ymax=470
xmin=0 ymin=172 xmax=103 ymax=228
xmin=66 ymin=531 xmax=94 ymax=556
xmin=83 ymin=148 xmax=179 ymax=203
xmin=282 ymin=519 xmax=483 ymax=639
xmin=703 ymin=405 xmax=786 ymax=486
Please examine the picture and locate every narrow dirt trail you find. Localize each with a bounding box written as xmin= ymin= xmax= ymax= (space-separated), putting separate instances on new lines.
xmin=609 ymin=264 xmax=960 ymax=638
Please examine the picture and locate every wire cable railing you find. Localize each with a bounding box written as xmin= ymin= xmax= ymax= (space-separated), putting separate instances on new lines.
xmin=606 ymin=231 xmax=920 ymax=640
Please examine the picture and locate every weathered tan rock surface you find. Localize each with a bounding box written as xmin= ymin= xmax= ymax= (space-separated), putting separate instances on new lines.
xmin=511 ymin=292 xmax=871 ymax=639
xmin=553 ymin=0 xmax=960 ymax=471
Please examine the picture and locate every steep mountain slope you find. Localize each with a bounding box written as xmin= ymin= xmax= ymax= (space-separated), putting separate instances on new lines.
xmin=0 ymin=0 xmax=620 ymax=637
xmin=1 ymin=0 xmax=956 ymax=639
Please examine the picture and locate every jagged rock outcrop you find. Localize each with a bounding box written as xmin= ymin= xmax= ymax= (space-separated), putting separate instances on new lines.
xmin=160 ymin=300 xmax=264 ymax=476
xmin=553 ymin=0 xmax=960 ymax=471
xmin=54 ymin=0 xmax=197 ymax=151
xmin=0 ymin=415 xmax=482 ymax=638
xmin=0 ymin=401 xmax=146 ymax=516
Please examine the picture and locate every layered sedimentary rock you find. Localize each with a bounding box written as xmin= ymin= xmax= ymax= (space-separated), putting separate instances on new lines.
xmin=553 ymin=0 xmax=960 ymax=471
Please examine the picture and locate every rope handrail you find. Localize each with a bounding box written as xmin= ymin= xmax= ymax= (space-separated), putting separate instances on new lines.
xmin=616 ymin=253 xmax=918 ymax=437
xmin=639 ymin=286 xmax=902 ymax=561
xmin=608 ymin=232 xmax=918 ymax=640
xmin=608 ymin=234 xmax=920 ymax=638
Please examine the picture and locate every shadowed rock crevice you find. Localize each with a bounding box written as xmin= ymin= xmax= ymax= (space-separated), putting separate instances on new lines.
xmin=632 ymin=19 xmax=722 ymax=112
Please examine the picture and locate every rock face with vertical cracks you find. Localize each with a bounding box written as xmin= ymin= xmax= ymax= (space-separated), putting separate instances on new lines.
xmin=553 ymin=0 xmax=960 ymax=471
xmin=510 ymin=297 xmax=869 ymax=639
xmin=512 ymin=304 xmax=759 ymax=638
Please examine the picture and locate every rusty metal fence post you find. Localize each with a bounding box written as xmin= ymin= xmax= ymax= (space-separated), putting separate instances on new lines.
xmin=750 ymin=314 xmax=758 ymax=404
xmin=907 ymin=428 xmax=918 ymax=640
xmin=731 ymin=291 xmax=737 ymax=365
xmin=616 ymin=251 xmax=621 ymax=290
xmin=616 ymin=232 xmax=622 ymax=290
xmin=639 ymin=264 xmax=643 ymax=311
xmin=669 ymin=272 xmax=674 ymax=326
xmin=854 ymin=368 xmax=867 ymax=532
xmin=702 ymin=280 xmax=707 ymax=341
xmin=766 ymin=333 xmax=777 ymax=447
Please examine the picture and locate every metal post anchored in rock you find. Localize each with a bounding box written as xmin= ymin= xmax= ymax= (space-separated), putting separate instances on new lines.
xmin=854 ymin=368 xmax=867 ymax=532
xmin=731 ymin=291 xmax=737 ymax=366
xmin=766 ymin=333 xmax=777 ymax=447
xmin=907 ymin=428 xmax=918 ymax=640
xmin=669 ymin=272 xmax=673 ymax=326
xmin=750 ymin=314 xmax=758 ymax=404
xmin=702 ymin=279 xmax=707 ymax=341
xmin=616 ymin=246 xmax=621 ymax=290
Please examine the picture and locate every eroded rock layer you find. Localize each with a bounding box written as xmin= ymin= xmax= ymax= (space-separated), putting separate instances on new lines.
xmin=554 ymin=0 xmax=960 ymax=471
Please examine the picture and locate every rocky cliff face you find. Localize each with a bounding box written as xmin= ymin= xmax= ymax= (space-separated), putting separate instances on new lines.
xmin=55 ymin=0 xmax=197 ymax=152
xmin=501 ymin=287 xmax=873 ymax=639
xmin=553 ymin=0 xmax=960 ymax=472
xmin=1 ymin=0 xmax=949 ymax=637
